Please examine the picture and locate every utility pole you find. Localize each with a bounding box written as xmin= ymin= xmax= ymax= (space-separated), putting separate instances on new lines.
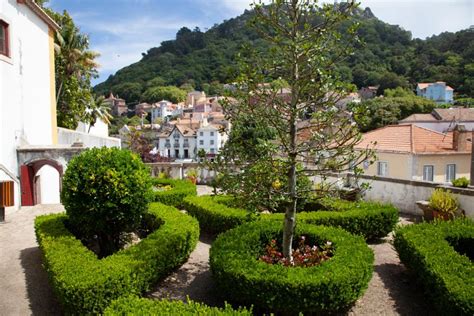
xmin=470 ymin=130 xmax=474 ymax=186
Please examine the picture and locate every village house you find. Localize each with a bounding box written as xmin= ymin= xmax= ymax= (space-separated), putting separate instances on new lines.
xmin=400 ymin=108 xmax=474 ymax=133
xmin=186 ymin=90 xmax=207 ymax=107
xmin=104 ymin=92 xmax=127 ymax=116
xmin=355 ymin=124 xmax=472 ymax=183
xmin=416 ymin=81 xmax=454 ymax=104
xmin=358 ymin=86 xmax=378 ymax=100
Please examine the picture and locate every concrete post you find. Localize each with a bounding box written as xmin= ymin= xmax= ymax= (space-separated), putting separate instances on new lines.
xmin=470 ymin=131 xmax=474 ymax=186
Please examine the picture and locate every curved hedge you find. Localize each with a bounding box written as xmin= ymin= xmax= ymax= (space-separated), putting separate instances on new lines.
xmin=183 ymin=195 xmax=254 ymax=234
xmin=394 ymin=219 xmax=474 ymax=315
xmin=35 ymin=203 xmax=199 ymax=314
xmin=104 ymin=296 xmax=252 ymax=315
xmin=210 ymin=220 xmax=374 ymax=313
xmin=152 ymin=178 xmax=196 ymax=207
xmin=183 ymin=195 xmax=398 ymax=239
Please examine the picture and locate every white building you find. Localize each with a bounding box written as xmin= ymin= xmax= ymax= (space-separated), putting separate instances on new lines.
xmin=157 ymin=124 xmax=198 ymax=160
xmin=0 ymin=0 xmax=60 ymax=209
xmin=416 ymin=82 xmax=454 ymax=104
xmin=196 ymin=122 xmax=229 ymax=156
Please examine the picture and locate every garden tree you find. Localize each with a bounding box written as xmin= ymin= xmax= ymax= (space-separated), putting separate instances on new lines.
xmin=376 ymin=71 xmax=409 ymax=95
xmin=353 ymin=95 xmax=436 ymax=132
xmin=141 ymin=86 xmax=187 ymax=103
xmin=216 ymin=0 xmax=373 ymax=258
xmin=61 ymin=147 xmax=153 ymax=257
xmin=126 ymin=129 xmax=169 ymax=163
xmin=383 ymin=87 xmax=415 ymax=98
xmin=47 ymin=9 xmax=99 ymax=129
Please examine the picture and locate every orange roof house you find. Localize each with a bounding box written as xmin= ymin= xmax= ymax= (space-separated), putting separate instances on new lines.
xmin=355 ymin=124 xmax=472 ymax=183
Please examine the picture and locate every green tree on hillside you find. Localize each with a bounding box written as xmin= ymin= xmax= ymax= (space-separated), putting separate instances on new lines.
xmin=141 ymin=86 xmax=187 ymax=103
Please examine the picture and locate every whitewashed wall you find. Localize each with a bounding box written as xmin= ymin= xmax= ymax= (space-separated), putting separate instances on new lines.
xmin=0 ymin=1 xmax=54 ymax=210
xmin=58 ymin=128 xmax=121 ymax=148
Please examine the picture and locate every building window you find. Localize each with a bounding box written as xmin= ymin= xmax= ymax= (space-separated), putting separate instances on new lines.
xmin=210 ymin=140 xmax=214 ymax=145
xmin=446 ymin=164 xmax=456 ymax=182
xmin=423 ymin=165 xmax=434 ymax=182
xmin=210 ymin=148 xmax=215 ymax=154
xmin=199 ymin=131 xmax=204 ymax=136
xmin=199 ymin=140 xmax=204 ymax=145
xmin=0 ymin=20 xmax=10 ymax=57
xmin=377 ymin=161 xmax=388 ymax=177
xmin=210 ymin=131 xmax=214 ymax=136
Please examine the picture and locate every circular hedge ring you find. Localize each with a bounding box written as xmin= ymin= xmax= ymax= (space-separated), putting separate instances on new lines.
xmin=152 ymin=178 xmax=196 ymax=207
xmin=210 ymin=220 xmax=374 ymax=313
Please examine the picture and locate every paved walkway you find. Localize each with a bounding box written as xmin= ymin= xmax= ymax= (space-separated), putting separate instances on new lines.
xmin=0 ymin=205 xmax=64 ymax=316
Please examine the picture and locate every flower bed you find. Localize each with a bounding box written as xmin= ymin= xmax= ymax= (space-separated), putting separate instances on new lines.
xmin=35 ymin=203 xmax=199 ymax=314
xmin=104 ymin=296 xmax=252 ymax=315
xmin=210 ymin=220 xmax=374 ymax=313
xmin=394 ymin=219 xmax=474 ymax=316
xmin=152 ymin=178 xmax=196 ymax=208
xmin=183 ymin=195 xmax=398 ymax=239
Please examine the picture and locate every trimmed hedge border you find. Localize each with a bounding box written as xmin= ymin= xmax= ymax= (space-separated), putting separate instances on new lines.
xmin=104 ymin=296 xmax=252 ymax=315
xmin=210 ymin=220 xmax=374 ymax=313
xmin=152 ymin=178 xmax=197 ymax=208
xmin=394 ymin=219 xmax=474 ymax=315
xmin=183 ymin=195 xmax=398 ymax=239
xmin=35 ymin=203 xmax=199 ymax=314
xmin=183 ymin=195 xmax=254 ymax=234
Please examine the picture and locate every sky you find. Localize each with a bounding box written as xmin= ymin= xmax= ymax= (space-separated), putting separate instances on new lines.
xmin=45 ymin=0 xmax=474 ymax=85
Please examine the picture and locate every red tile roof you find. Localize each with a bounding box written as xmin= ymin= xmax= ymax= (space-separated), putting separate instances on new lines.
xmin=355 ymin=124 xmax=472 ymax=154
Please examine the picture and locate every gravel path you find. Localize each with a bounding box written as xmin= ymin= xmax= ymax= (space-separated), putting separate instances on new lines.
xmin=0 ymin=187 xmax=432 ymax=315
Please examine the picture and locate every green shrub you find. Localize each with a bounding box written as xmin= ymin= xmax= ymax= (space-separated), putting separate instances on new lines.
xmin=61 ymin=147 xmax=153 ymax=256
xmin=104 ymin=296 xmax=252 ymax=315
xmin=452 ymin=177 xmax=470 ymax=188
xmin=210 ymin=220 xmax=374 ymax=313
xmin=394 ymin=219 xmax=474 ymax=315
xmin=35 ymin=203 xmax=199 ymax=314
xmin=152 ymin=178 xmax=197 ymax=208
xmin=429 ymin=188 xmax=459 ymax=217
xmin=184 ymin=195 xmax=398 ymax=239
xmin=183 ymin=195 xmax=255 ymax=235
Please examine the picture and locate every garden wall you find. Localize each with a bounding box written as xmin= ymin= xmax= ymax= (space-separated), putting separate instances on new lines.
xmin=146 ymin=162 xmax=215 ymax=184
xmin=319 ymin=173 xmax=474 ymax=218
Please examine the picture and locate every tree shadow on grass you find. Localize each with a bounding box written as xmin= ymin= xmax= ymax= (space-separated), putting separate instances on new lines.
xmin=20 ymin=247 xmax=62 ymax=316
xmin=375 ymin=263 xmax=433 ymax=316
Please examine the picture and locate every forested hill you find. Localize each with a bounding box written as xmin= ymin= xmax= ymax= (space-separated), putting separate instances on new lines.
xmin=94 ymin=7 xmax=474 ymax=102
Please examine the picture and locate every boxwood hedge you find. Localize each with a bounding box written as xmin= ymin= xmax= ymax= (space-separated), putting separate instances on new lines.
xmin=152 ymin=178 xmax=196 ymax=208
xmin=104 ymin=296 xmax=252 ymax=315
xmin=183 ymin=195 xmax=398 ymax=239
xmin=183 ymin=195 xmax=255 ymax=234
xmin=35 ymin=203 xmax=199 ymax=314
xmin=210 ymin=220 xmax=374 ymax=313
xmin=394 ymin=219 xmax=474 ymax=315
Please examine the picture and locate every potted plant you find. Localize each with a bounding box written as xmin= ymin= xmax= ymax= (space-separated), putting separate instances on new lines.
xmin=451 ymin=177 xmax=469 ymax=188
xmin=428 ymin=189 xmax=459 ymax=220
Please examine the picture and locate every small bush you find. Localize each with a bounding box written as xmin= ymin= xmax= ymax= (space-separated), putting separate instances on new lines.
xmin=394 ymin=219 xmax=474 ymax=315
xmin=184 ymin=195 xmax=398 ymax=239
xmin=35 ymin=203 xmax=199 ymax=314
xmin=429 ymin=188 xmax=459 ymax=217
xmin=152 ymin=178 xmax=196 ymax=208
xmin=210 ymin=220 xmax=374 ymax=313
xmin=61 ymin=147 xmax=153 ymax=256
xmin=104 ymin=296 xmax=252 ymax=315
xmin=452 ymin=177 xmax=470 ymax=188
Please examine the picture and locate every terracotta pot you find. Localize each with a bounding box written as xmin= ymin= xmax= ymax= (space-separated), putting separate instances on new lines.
xmin=432 ymin=210 xmax=452 ymax=221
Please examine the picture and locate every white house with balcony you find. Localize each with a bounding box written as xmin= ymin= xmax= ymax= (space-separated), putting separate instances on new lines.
xmin=157 ymin=124 xmax=197 ymax=160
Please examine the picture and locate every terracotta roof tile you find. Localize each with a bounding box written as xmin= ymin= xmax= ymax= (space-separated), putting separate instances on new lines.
xmin=355 ymin=124 xmax=472 ymax=154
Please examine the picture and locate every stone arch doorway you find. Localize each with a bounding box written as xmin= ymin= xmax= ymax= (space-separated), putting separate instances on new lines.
xmin=20 ymin=159 xmax=63 ymax=206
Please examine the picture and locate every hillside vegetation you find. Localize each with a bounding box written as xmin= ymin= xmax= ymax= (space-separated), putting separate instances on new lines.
xmin=94 ymin=7 xmax=474 ymax=102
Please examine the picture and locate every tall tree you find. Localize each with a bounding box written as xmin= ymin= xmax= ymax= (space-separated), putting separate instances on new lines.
xmin=216 ymin=0 xmax=372 ymax=259
xmin=42 ymin=5 xmax=100 ymax=129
